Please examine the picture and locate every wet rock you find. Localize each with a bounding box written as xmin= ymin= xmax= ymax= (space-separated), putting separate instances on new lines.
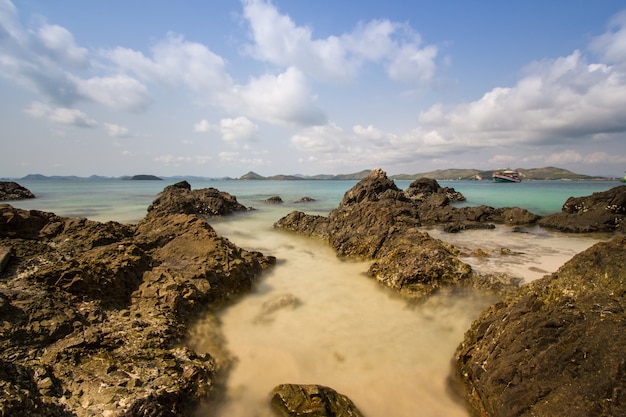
xmin=270 ymin=383 xmax=364 ymax=417
xmin=147 ymin=180 xmax=250 ymax=217
xmin=0 ymin=183 xmax=275 ymax=416
xmin=294 ymin=196 xmax=316 ymax=203
xmin=538 ymin=185 xmax=626 ymax=232
xmin=0 ymin=181 xmax=35 ymax=200
xmin=452 ymin=235 xmax=626 ymax=417
xmin=274 ymin=211 xmax=330 ymax=240
xmin=276 ymin=169 xmax=477 ymax=299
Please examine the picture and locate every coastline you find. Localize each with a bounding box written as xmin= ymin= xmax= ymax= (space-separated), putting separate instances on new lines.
xmin=1 ymin=176 xmax=624 ymax=416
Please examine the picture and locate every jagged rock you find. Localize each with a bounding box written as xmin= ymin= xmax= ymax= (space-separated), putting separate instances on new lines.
xmin=147 ymin=180 xmax=250 ymax=217
xmin=275 ymin=169 xmax=477 ymax=299
xmin=270 ymin=384 xmax=364 ymax=417
xmin=0 ymin=183 xmax=275 ymax=416
xmin=0 ymin=181 xmax=35 ymax=201
xmin=452 ymin=235 xmax=626 ymax=417
xmin=274 ymin=211 xmax=330 ymax=240
xmin=405 ymin=177 xmax=465 ymax=203
xmin=538 ymin=185 xmax=626 ymax=232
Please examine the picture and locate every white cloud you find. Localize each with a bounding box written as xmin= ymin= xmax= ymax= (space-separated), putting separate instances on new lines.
xmin=104 ymin=33 xmax=232 ymax=95
xmin=154 ymin=154 xmax=213 ymax=166
xmin=36 ymin=24 xmax=89 ymax=68
xmin=415 ymin=49 xmax=626 ymax=151
xmin=242 ymin=0 xmax=438 ymax=84
xmin=291 ymin=123 xmax=351 ymax=153
xmin=104 ymin=123 xmax=130 ymax=138
xmin=193 ymin=119 xmax=212 ymax=133
xmin=234 ymin=67 xmax=326 ymax=126
xmin=590 ymin=11 xmax=626 ymax=66
xmin=219 ymin=116 xmax=258 ymax=142
xmin=544 ymin=150 xmax=584 ymax=165
xmin=25 ymin=101 xmax=97 ymax=127
xmin=75 ymin=75 xmax=151 ymax=112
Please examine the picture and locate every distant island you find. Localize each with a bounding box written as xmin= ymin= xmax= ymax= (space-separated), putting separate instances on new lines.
xmin=4 ymin=167 xmax=619 ymax=182
xmin=124 ymin=175 xmax=163 ymax=181
xmin=239 ymin=167 xmax=614 ymax=181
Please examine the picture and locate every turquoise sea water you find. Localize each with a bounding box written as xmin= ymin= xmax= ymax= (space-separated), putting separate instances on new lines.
xmin=8 ymin=178 xmax=622 ymax=222
xmin=4 ymin=178 xmax=622 ymax=417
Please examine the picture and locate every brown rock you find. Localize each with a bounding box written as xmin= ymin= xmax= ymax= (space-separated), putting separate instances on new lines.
xmin=538 ymin=185 xmax=626 ymax=232
xmin=270 ymin=384 xmax=364 ymax=417
xmin=0 ymin=181 xmax=35 ymax=201
xmin=452 ymin=235 xmax=626 ymax=417
xmin=0 ymin=183 xmax=275 ymax=416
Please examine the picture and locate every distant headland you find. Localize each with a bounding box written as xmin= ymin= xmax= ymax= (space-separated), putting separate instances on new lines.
xmin=2 ymin=167 xmax=620 ymax=182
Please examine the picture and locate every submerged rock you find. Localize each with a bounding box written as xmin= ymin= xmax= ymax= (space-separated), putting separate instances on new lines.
xmin=0 ymin=183 xmax=275 ymax=416
xmin=270 ymin=384 xmax=364 ymax=417
xmin=452 ymin=235 xmax=626 ymax=417
xmin=538 ymin=185 xmax=626 ymax=232
xmin=0 ymin=181 xmax=35 ymax=200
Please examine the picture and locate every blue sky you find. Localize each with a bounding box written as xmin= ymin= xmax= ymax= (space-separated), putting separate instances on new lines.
xmin=2 ymin=0 xmax=626 ymax=178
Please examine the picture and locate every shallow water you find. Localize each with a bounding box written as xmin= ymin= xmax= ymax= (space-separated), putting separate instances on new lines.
xmin=6 ymin=178 xmax=618 ymax=416
xmin=193 ymin=209 xmax=496 ymax=417
xmin=189 ymin=205 xmax=606 ymax=417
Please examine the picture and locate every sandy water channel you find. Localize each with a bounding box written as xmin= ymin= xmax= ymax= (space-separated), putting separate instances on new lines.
xmin=189 ymin=208 xmax=605 ymax=417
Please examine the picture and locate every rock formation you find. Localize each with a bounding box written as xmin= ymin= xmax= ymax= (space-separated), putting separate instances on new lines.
xmin=147 ymin=180 xmax=250 ymax=217
xmin=0 ymin=182 xmax=274 ymax=416
xmin=452 ymin=235 xmax=626 ymax=417
xmin=274 ymin=168 xmax=533 ymax=298
xmin=270 ymin=384 xmax=364 ymax=417
xmin=538 ymin=185 xmax=626 ymax=232
xmin=0 ymin=181 xmax=35 ymax=200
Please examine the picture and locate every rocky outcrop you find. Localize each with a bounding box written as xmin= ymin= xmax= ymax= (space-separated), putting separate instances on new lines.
xmin=452 ymin=235 xmax=626 ymax=417
xmin=405 ymin=177 xmax=466 ymax=203
xmin=0 ymin=181 xmax=35 ymax=200
xmin=147 ymin=180 xmax=250 ymax=217
xmin=270 ymin=384 xmax=364 ymax=417
xmin=275 ymin=168 xmax=509 ymax=299
xmin=0 ymin=184 xmax=274 ymax=416
xmin=538 ymin=185 xmax=626 ymax=232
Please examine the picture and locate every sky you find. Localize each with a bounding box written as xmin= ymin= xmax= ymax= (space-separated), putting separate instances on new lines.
xmin=1 ymin=1 xmax=626 ymax=178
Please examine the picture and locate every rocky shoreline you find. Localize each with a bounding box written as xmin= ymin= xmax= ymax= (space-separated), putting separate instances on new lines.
xmin=1 ymin=174 xmax=625 ymax=416
xmin=0 ymin=181 xmax=274 ymax=416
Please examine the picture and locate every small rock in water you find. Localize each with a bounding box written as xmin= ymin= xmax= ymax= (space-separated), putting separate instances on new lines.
xmin=254 ymin=293 xmax=300 ymax=323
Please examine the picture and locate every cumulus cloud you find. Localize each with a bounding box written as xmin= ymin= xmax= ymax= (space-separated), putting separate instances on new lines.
xmin=234 ymin=67 xmax=326 ymax=126
xmin=75 ymin=75 xmax=151 ymax=112
xmin=0 ymin=2 xmax=152 ymax=111
xmin=104 ymin=33 xmax=232 ymax=94
xmin=242 ymin=0 xmax=438 ymax=84
xmin=36 ymin=24 xmax=89 ymax=68
xmin=25 ymin=101 xmax=97 ymax=127
xmin=219 ymin=116 xmax=259 ymax=142
xmin=590 ymin=11 xmax=626 ymax=66
xmin=416 ymin=49 xmax=626 ymax=150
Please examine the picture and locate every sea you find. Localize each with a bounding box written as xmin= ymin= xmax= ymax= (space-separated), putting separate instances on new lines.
xmin=5 ymin=178 xmax=623 ymax=417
